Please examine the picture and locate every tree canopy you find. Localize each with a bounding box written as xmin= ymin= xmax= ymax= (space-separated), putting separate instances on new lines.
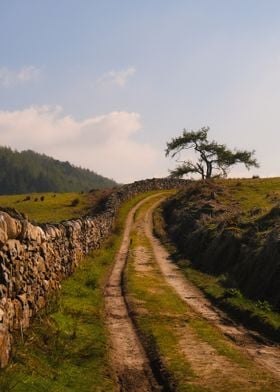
xmin=0 ymin=146 xmax=117 ymax=195
xmin=165 ymin=127 xmax=259 ymax=179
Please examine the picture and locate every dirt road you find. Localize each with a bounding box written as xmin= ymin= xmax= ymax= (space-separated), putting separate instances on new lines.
xmin=104 ymin=194 xmax=164 ymax=391
xmin=105 ymin=193 xmax=280 ymax=391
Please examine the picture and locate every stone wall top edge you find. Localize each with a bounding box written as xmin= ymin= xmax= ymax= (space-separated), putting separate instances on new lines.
xmin=0 ymin=177 xmax=189 ymax=246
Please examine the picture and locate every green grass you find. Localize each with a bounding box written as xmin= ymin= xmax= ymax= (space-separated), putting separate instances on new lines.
xmin=0 ymin=251 xmax=115 ymax=392
xmin=216 ymin=177 xmax=280 ymax=223
xmin=189 ymin=316 xmax=250 ymax=366
xmin=0 ymin=192 xmax=93 ymax=223
xmin=0 ymin=190 xmax=162 ymax=391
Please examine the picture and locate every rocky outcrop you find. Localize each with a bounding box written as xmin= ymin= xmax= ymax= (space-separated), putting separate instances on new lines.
xmin=0 ymin=178 xmax=187 ymax=367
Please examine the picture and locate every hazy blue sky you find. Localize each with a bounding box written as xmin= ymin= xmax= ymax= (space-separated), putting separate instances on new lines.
xmin=0 ymin=0 xmax=280 ymax=182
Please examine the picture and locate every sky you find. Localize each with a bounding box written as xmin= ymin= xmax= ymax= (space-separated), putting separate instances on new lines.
xmin=0 ymin=0 xmax=280 ymax=183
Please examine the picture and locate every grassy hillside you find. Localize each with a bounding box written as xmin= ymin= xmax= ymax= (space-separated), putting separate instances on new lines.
xmin=0 ymin=146 xmax=117 ymax=194
xmin=0 ymin=189 xmax=111 ymax=223
xmin=161 ymin=177 xmax=280 ymax=339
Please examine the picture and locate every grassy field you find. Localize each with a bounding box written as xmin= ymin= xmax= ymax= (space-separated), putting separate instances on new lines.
xmin=0 ymin=190 xmax=108 ymax=223
xmin=0 ymin=191 xmax=162 ymax=392
xmin=216 ymin=177 xmax=280 ymax=223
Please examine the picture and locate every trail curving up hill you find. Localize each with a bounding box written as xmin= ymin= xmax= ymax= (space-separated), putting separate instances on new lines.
xmin=105 ymin=192 xmax=280 ymax=391
xmin=104 ymin=194 xmax=165 ymax=391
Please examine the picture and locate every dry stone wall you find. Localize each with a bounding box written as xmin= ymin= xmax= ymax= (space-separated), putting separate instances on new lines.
xmin=0 ymin=178 xmax=187 ymax=367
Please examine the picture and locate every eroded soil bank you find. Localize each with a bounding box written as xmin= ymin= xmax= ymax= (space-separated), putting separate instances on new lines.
xmin=162 ymin=180 xmax=280 ymax=306
xmin=162 ymin=179 xmax=280 ymax=339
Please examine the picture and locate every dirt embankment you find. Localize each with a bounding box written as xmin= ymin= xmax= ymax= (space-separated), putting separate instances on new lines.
xmin=162 ymin=180 xmax=280 ymax=310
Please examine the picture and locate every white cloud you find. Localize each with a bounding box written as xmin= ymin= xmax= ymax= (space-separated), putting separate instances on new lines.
xmin=97 ymin=67 xmax=136 ymax=87
xmin=0 ymin=106 xmax=160 ymax=183
xmin=0 ymin=66 xmax=41 ymax=87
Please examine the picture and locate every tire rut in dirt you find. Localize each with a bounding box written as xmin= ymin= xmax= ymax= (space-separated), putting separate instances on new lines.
xmin=105 ymin=195 xmax=169 ymax=392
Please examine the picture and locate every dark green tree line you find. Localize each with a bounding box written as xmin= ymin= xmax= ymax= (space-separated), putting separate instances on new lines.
xmin=0 ymin=147 xmax=117 ymax=194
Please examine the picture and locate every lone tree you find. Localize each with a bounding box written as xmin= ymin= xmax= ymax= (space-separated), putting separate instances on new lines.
xmin=165 ymin=127 xmax=259 ymax=179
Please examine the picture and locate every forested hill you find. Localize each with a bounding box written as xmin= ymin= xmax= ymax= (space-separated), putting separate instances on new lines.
xmin=0 ymin=147 xmax=117 ymax=194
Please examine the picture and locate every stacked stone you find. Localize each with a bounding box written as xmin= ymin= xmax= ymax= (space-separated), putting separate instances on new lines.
xmin=0 ymin=177 xmax=187 ymax=367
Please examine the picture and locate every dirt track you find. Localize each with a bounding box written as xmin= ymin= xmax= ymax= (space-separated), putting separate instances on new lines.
xmin=104 ymin=195 xmax=164 ymax=391
xmin=105 ymin=193 xmax=280 ymax=391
